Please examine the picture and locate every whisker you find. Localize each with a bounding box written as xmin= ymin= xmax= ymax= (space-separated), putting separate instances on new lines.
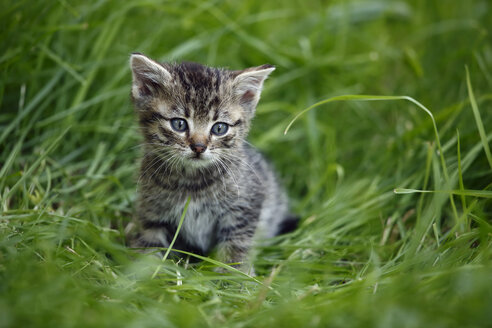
xmin=210 ymin=159 xmax=229 ymax=200
xmin=214 ymin=157 xmax=240 ymax=198
xmin=220 ymin=152 xmax=262 ymax=183
xmin=137 ymin=151 xmax=175 ymax=187
xmin=147 ymin=153 xmax=175 ymax=186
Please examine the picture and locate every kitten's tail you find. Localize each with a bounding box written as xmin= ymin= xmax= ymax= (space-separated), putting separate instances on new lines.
xmin=277 ymin=214 xmax=300 ymax=235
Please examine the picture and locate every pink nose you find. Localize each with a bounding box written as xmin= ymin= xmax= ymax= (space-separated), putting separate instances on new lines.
xmin=190 ymin=143 xmax=207 ymax=154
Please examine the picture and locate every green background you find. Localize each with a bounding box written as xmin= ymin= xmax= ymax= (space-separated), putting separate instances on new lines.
xmin=1 ymin=0 xmax=491 ymax=327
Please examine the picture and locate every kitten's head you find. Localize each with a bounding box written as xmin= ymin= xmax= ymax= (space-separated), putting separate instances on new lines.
xmin=130 ymin=53 xmax=274 ymax=168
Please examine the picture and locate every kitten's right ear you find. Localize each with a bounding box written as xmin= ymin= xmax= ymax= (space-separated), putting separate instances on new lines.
xmin=130 ymin=53 xmax=172 ymax=99
xmin=232 ymin=64 xmax=275 ymax=115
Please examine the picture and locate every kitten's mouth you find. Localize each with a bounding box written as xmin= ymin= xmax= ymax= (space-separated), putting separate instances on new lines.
xmin=187 ymin=153 xmax=211 ymax=164
xmin=191 ymin=154 xmax=203 ymax=160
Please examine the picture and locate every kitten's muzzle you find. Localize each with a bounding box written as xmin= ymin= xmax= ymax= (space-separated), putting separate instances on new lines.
xmin=190 ymin=143 xmax=207 ymax=154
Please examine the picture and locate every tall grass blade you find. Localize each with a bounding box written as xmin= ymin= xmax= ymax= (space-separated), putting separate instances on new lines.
xmin=465 ymin=66 xmax=492 ymax=169
xmin=394 ymin=188 xmax=492 ymax=198
xmin=151 ymin=196 xmax=191 ymax=279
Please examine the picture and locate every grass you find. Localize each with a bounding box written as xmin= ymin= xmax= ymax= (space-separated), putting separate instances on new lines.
xmin=1 ymin=0 xmax=491 ymax=327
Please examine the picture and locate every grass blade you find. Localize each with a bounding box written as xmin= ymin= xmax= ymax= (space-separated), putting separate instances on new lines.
xmin=285 ymin=94 xmax=460 ymax=221
xmin=465 ymin=66 xmax=492 ymax=169
xmin=394 ymin=188 xmax=492 ymax=198
xmin=4 ymin=127 xmax=71 ymax=200
xmin=151 ymin=196 xmax=191 ymax=279
xmin=0 ymin=71 xmax=62 ymax=144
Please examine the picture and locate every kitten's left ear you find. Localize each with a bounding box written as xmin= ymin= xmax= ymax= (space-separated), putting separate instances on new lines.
xmin=232 ymin=64 xmax=275 ymax=113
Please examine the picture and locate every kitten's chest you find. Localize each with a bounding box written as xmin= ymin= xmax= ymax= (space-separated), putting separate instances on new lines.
xmin=166 ymin=198 xmax=223 ymax=252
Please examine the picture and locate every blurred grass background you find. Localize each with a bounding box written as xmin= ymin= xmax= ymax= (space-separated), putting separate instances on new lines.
xmin=1 ymin=0 xmax=491 ymax=327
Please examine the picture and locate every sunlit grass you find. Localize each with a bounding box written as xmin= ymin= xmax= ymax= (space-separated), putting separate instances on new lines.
xmin=1 ymin=0 xmax=491 ymax=327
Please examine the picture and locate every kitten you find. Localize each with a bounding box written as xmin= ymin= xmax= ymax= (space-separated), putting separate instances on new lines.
xmin=129 ymin=53 xmax=298 ymax=270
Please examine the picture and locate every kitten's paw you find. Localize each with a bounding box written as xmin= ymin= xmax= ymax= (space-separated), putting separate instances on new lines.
xmin=214 ymin=263 xmax=255 ymax=276
xmin=243 ymin=264 xmax=256 ymax=276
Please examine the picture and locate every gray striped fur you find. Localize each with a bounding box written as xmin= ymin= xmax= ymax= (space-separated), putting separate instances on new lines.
xmin=129 ymin=53 xmax=296 ymax=269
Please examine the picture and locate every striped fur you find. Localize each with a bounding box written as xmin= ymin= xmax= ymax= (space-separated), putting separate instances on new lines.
xmin=129 ymin=53 xmax=297 ymax=269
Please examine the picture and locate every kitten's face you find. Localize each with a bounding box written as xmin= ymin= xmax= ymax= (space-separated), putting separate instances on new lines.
xmin=130 ymin=54 xmax=274 ymax=168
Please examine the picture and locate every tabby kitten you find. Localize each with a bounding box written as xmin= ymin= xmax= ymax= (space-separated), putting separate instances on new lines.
xmin=130 ymin=53 xmax=297 ymax=270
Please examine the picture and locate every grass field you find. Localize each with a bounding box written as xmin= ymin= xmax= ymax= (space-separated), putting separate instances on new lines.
xmin=1 ymin=0 xmax=491 ymax=327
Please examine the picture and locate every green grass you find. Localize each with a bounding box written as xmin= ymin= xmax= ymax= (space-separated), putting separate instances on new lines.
xmin=1 ymin=0 xmax=491 ymax=327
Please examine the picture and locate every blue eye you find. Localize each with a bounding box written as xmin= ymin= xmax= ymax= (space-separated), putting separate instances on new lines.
xmin=170 ymin=118 xmax=188 ymax=132
xmin=211 ymin=122 xmax=229 ymax=136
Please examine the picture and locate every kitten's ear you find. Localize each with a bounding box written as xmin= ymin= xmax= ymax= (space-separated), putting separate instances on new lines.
xmin=232 ymin=64 xmax=275 ymax=113
xmin=130 ymin=53 xmax=172 ymax=99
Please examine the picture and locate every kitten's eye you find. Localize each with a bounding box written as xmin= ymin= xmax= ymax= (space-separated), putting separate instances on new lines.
xmin=211 ymin=122 xmax=229 ymax=136
xmin=170 ymin=118 xmax=188 ymax=132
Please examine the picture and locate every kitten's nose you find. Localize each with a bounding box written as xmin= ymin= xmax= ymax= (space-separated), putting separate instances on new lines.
xmin=190 ymin=143 xmax=207 ymax=154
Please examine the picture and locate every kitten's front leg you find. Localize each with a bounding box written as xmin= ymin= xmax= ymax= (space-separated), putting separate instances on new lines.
xmin=135 ymin=228 xmax=169 ymax=248
xmin=130 ymin=223 xmax=171 ymax=257
xmin=216 ymin=222 xmax=256 ymax=274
